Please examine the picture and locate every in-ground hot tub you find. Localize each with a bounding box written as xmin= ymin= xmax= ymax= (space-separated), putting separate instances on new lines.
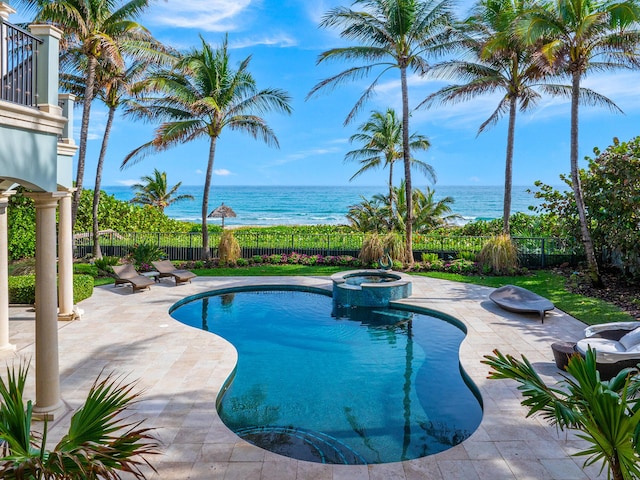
xmin=331 ymin=270 xmax=412 ymax=308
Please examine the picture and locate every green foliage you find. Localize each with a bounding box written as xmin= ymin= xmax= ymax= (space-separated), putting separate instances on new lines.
xmin=128 ymin=243 xmax=166 ymax=270
xmin=73 ymin=274 xmax=94 ymax=303
xmin=478 ymin=234 xmax=519 ymax=275
xmin=218 ymin=231 xmax=241 ymax=265
xmin=74 ymin=263 xmax=99 ymax=278
xmin=421 ymin=252 xmax=439 ymax=263
xmin=382 ymin=233 xmax=405 ymax=262
xmin=7 ymin=190 xmax=35 ymax=260
xmin=236 ymin=258 xmax=249 ymax=267
xmin=130 ymin=169 xmax=194 ymax=212
xmin=75 ymin=189 xmax=193 ymax=234
xmin=94 ymin=256 xmax=120 ymax=273
xmin=359 ymin=233 xmax=384 ymax=263
xmin=0 ymin=361 xmax=158 ymax=478
xmin=8 ymin=275 xmax=35 ymax=304
xmin=457 ymin=251 xmax=477 ymax=261
xmin=252 ymin=255 xmax=263 ymax=264
xmin=483 ymin=349 xmax=640 ymax=480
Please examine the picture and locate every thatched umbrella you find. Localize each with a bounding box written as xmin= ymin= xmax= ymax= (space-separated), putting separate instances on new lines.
xmin=208 ymin=202 xmax=237 ymax=228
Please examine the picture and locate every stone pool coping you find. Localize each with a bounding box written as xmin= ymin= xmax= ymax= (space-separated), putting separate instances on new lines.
xmin=5 ymin=275 xmax=606 ymax=479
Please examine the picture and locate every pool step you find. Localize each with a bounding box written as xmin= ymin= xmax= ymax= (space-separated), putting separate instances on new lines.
xmin=235 ymin=425 xmax=367 ymax=465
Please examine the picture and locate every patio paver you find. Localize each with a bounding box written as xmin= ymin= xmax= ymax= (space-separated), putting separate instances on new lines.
xmin=4 ymin=275 xmax=605 ymax=479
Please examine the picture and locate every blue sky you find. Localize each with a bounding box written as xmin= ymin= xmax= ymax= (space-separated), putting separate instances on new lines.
xmin=25 ymin=0 xmax=640 ymax=189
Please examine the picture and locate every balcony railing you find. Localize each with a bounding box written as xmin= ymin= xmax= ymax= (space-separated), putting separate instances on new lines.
xmin=1 ymin=19 xmax=41 ymax=107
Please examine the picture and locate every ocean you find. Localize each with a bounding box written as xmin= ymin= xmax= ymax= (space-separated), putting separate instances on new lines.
xmin=104 ymin=185 xmax=542 ymax=227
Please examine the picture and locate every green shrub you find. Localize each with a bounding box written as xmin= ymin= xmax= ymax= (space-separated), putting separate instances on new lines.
xmin=128 ymin=243 xmax=166 ymax=271
xmin=457 ymin=251 xmax=477 ymax=262
xmin=359 ymin=233 xmax=384 ymax=263
xmin=252 ymin=255 xmax=263 ymax=264
xmin=478 ymin=234 xmax=519 ymax=275
xmin=94 ymin=256 xmax=120 ymax=273
xmin=268 ymin=254 xmax=282 ymax=264
xmin=421 ymin=252 xmax=439 ymax=263
xmin=73 ymin=263 xmax=99 ymax=278
xmin=7 ymin=190 xmax=35 ymax=260
xmin=236 ymin=258 xmax=249 ymax=267
xmin=218 ymin=231 xmax=241 ymax=265
xmin=383 ymin=233 xmax=406 ymax=263
xmin=8 ymin=275 xmax=35 ymax=304
xmin=444 ymin=259 xmax=477 ymax=274
xmin=73 ymin=275 xmax=94 ymax=303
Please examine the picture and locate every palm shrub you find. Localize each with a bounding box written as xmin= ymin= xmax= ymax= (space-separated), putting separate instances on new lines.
xmin=218 ymin=230 xmax=241 ymax=265
xmin=359 ymin=233 xmax=384 ymax=264
xmin=478 ymin=234 xmax=518 ymax=275
xmin=483 ymin=348 xmax=640 ymax=480
xmin=128 ymin=243 xmax=166 ymax=271
xmin=0 ymin=361 xmax=158 ymax=478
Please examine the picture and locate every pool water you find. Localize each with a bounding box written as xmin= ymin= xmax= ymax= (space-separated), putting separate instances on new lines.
xmin=170 ymin=289 xmax=482 ymax=465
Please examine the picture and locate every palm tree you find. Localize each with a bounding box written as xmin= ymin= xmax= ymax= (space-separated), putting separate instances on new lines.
xmin=130 ymin=169 xmax=194 ymax=212
xmin=346 ymin=108 xmax=434 ymax=226
xmin=346 ymin=195 xmax=393 ymax=232
xmin=483 ymin=348 xmax=640 ymax=480
xmin=0 ymin=361 xmax=158 ymax=478
xmin=308 ymin=0 xmax=455 ymax=265
xmin=122 ymin=36 xmax=292 ymax=259
xmin=19 ymin=0 xmax=162 ymax=228
xmin=420 ymin=0 xmax=544 ymax=235
xmin=518 ymin=0 xmax=640 ymax=286
xmin=393 ymin=180 xmax=461 ymax=232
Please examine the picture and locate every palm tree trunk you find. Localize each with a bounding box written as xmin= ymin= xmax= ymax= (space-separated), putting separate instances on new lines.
xmin=91 ymin=106 xmax=116 ymax=259
xmin=400 ymin=65 xmax=414 ymax=265
xmin=570 ymin=70 xmax=601 ymax=286
xmin=388 ymin=161 xmax=394 ymax=229
xmin=201 ymin=136 xmax=217 ymax=260
xmin=503 ymin=95 xmax=517 ymax=235
xmin=72 ymin=55 xmax=98 ymax=230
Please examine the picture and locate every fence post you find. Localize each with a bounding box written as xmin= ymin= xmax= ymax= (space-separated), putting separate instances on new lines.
xmin=291 ymin=234 xmax=294 ymax=251
xmin=326 ymin=234 xmax=330 ymax=256
xmin=541 ymin=238 xmax=546 ymax=268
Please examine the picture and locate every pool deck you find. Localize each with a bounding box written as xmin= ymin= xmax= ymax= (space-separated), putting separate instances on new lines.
xmin=5 ymin=275 xmax=607 ymax=480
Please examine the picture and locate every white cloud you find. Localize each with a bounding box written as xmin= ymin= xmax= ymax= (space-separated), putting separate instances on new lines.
xmin=195 ymin=169 xmax=203 ymax=174
xmin=214 ymin=169 xmax=232 ymax=176
xmin=230 ymin=33 xmax=297 ymax=49
xmin=148 ymin=0 xmax=252 ymax=32
xmin=117 ymin=179 xmax=139 ymax=186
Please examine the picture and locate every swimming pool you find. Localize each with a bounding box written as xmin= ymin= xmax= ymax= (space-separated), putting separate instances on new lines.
xmin=170 ymin=287 xmax=482 ymax=465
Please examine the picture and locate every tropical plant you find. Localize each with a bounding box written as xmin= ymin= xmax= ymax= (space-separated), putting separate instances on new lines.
xmin=483 ymin=348 xmax=640 ymax=480
xmin=308 ymin=0 xmax=455 ymax=265
xmin=518 ymin=0 xmax=640 ymax=286
xmin=345 ymin=108 xmax=434 ymax=225
xmin=130 ymin=169 xmax=194 ymax=213
xmin=394 ymin=181 xmax=461 ymax=232
xmin=382 ymin=232 xmax=406 ymax=262
xmin=218 ymin=230 xmax=241 ymax=265
xmin=122 ymin=35 xmax=292 ymax=260
xmin=128 ymin=242 xmax=166 ymax=269
xmin=17 ymin=0 xmax=162 ymax=227
xmin=359 ymin=233 xmax=385 ymax=264
xmin=346 ymin=195 xmax=393 ymax=233
xmin=420 ymin=0 xmax=544 ymax=234
xmin=0 ymin=361 xmax=158 ymax=479
xmin=478 ymin=233 xmax=518 ymax=274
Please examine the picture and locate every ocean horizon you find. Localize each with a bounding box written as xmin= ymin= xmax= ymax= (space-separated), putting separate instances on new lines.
xmin=102 ymin=184 xmax=544 ymax=227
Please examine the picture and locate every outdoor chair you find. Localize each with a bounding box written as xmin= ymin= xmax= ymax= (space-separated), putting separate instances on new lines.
xmin=112 ymin=264 xmax=155 ymax=293
xmin=575 ymin=321 xmax=640 ymax=379
xmin=152 ymin=260 xmax=197 ymax=285
xmin=489 ymin=285 xmax=555 ymax=323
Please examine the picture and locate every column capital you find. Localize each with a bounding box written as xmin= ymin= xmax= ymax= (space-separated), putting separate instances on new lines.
xmin=25 ymin=191 xmax=66 ymax=208
xmin=0 ymin=190 xmax=16 ymax=213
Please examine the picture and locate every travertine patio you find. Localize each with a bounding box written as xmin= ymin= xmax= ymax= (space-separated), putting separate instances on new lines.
xmin=5 ymin=275 xmax=607 ymax=479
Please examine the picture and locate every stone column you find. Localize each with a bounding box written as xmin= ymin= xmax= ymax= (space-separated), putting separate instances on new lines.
xmin=28 ymin=24 xmax=63 ymax=116
xmin=58 ymin=190 xmax=74 ymax=320
xmin=0 ymin=191 xmax=16 ymax=352
xmin=26 ymin=192 xmax=64 ymax=417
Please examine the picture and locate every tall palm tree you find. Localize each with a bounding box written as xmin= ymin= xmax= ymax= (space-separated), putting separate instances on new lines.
xmin=130 ymin=169 xmax=194 ymax=212
xmin=484 ymin=348 xmax=640 ymax=480
xmin=393 ymin=180 xmax=460 ymax=232
xmin=308 ymin=0 xmax=455 ymax=265
xmin=519 ymin=0 xmax=640 ymax=286
xmin=122 ymin=36 xmax=292 ymax=259
xmin=346 ymin=108 xmax=434 ymax=226
xmin=18 ymin=0 xmax=162 ymax=228
xmin=420 ymin=0 xmax=544 ymax=235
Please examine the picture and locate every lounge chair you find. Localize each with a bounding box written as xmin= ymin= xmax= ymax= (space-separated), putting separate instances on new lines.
xmin=575 ymin=321 xmax=640 ymax=379
xmin=152 ymin=260 xmax=197 ymax=285
xmin=489 ymin=285 xmax=554 ymax=323
xmin=112 ymin=264 xmax=155 ymax=293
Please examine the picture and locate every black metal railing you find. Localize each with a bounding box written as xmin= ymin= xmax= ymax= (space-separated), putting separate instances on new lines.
xmin=74 ymin=232 xmax=584 ymax=268
xmin=1 ymin=19 xmax=41 ymax=107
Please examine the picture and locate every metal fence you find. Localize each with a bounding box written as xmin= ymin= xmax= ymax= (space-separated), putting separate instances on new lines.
xmin=1 ymin=20 xmax=40 ymax=107
xmin=75 ymin=231 xmax=584 ymax=268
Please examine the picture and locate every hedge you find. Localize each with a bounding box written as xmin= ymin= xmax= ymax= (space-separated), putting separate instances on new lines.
xmin=8 ymin=274 xmax=94 ymax=305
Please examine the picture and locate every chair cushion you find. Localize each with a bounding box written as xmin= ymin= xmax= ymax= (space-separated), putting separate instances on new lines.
xmin=576 ymin=337 xmax=626 ymax=354
xmin=619 ymin=327 xmax=640 ymax=350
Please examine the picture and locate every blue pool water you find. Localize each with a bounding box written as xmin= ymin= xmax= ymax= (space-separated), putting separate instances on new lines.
xmin=170 ymin=289 xmax=482 ymax=464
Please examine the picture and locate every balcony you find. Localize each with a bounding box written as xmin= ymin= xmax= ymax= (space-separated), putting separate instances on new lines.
xmin=1 ymin=18 xmax=41 ymax=107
